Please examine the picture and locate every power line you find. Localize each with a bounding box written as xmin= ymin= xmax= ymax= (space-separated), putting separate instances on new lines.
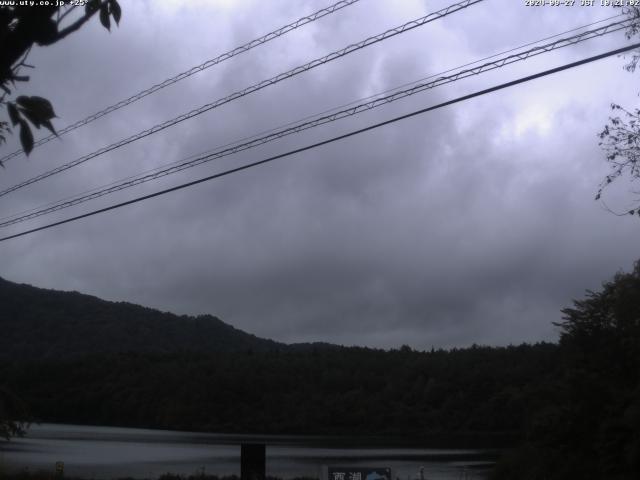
xmin=1 ymin=42 xmax=638 ymax=244
xmin=0 ymin=11 xmax=623 ymax=224
xmin=0 ymin=17 xmax=631 ymax=228
xmin=0 ymin=0 xmax=363 ymax=165
xmin=294 ymin=12 xmax=626 ymax=122
xmin=0 ymin=0 xmax=484 ymax=199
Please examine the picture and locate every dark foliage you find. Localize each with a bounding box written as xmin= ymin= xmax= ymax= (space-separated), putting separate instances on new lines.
xmin=0 ymin=1 xmax=121 ymax=158
xmin=0 ymin=385 xmax=29 ymax=440
xmin=0 ymin=344 xmax=558 ymax=444
xmin=597 ymin=6 xmax=640 ymax=214
xmin=598 ymin=104 xmax=640 ymax=215
xmin=492 ymin=261 xmax=640 ymax=480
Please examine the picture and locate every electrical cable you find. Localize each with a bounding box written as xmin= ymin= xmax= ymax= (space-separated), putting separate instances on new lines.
xmin=0 ymin=0 xmax=484 ymax=198
xmin=0 ymin=16 xmax=631 ymax=228
xmin=0 ymin=0 xmax=363 ymax=164
xmin=1 ymin=42 xmax=637 ymax=244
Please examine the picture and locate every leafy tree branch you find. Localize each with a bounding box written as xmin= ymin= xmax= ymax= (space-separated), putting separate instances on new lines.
xmin=0 ymin=0 xmax=121 ymax=160
xmin=597 ymin=6 xmax=640 ymax=215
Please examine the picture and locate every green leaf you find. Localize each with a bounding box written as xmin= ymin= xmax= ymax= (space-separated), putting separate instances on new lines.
xmin=7 ymin=103 xmax=21 ymax=126
xmin=109 ymin=0 xmax=122 ymax=25
xmin=100 ymin=3 xmax=111 ymax=31
xmin=41 ymin=119 xmax=58 ymax=137
xmin=31 ymin=96 xmax=56 ymax=120
xmin=16 ymin=96 xmax=57 ymax=126
xmin=18 ymin=107 xmax=42 ymax=129
xmin=18 ymin=119 xmax=34 ymax=156
xmin=0 ymin=120 xmax=8 ymax=154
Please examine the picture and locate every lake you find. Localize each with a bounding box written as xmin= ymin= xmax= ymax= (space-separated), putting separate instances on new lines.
xmin=0 ymin=424 xmax=495 ymax=480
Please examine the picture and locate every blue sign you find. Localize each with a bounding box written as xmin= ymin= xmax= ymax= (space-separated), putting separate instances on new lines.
xmin=328 ymin=467 xmax=391 ymax=480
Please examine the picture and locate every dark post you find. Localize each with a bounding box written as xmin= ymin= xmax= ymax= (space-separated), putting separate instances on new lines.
xmin=54 ymin=461 xmax=64 ymax=480
xmin=241 ymin=443 xmax=265 ymax=480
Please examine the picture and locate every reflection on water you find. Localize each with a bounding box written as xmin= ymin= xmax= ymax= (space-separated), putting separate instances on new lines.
xmin=0 ymin=424 xmax=495 ymax=479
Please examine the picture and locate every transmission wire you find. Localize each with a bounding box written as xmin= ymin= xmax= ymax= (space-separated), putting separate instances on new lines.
xmin=0 ymin=0 xmax=364 ymax=165
xmin=0 ymin=16 xmax=631 ymax=228
xmin=0 ymin=0 xmax=485 ymax=199
xmin=1 ymin=42 xmax=638 ymax=244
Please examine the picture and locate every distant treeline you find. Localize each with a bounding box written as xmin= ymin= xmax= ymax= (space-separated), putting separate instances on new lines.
xmin=0 ymin=343 xmax=557 ymax=445
xmin=0 ymin=471 xmax=311 ymax=480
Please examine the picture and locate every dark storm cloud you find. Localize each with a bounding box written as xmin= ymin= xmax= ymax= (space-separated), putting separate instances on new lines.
xmin=1 ymin=0 xmax=638 ymax=349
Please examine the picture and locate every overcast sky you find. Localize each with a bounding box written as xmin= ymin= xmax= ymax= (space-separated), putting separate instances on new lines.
xmin=1 ymin=0 xmax=639 ymax=349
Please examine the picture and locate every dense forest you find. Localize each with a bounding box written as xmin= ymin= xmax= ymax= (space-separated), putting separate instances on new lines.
xmin=0 ymin=344 xmax=558 ymax=443
xmin=1 ymin=262 xmax=639 ymax=479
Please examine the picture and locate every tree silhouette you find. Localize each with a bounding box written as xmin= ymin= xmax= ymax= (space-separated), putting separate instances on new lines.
xmin=493 ymin=260 xmax=640 ymax=479
xmin=597 ymin=6 xmax=640 ymax=216
xmin=557 ymin=260 xmax=640 ymax=349
xmin=0 ymin=386 xmax=29 ymax=441
xmin=0 ymin=0 xmax=121 ymax=442
xmin=0 ymin=0 xmax=121 ymax=161
xmin=555 ymin=260 xmax=640 ymax=477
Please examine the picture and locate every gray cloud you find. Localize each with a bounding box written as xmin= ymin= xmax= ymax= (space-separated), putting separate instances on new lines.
xmin=1 ymin=0 xmax=638 ymax=349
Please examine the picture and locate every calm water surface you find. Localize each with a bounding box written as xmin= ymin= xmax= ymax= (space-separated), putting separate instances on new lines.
xmin=0 ymin=424 xmax=495 ymax=480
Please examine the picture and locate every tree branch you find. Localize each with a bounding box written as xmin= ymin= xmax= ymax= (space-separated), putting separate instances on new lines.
xmin=56 ymin=5 xmax=76 ymax=26
xmin=43 ymin=1 xmax=108 ymax=45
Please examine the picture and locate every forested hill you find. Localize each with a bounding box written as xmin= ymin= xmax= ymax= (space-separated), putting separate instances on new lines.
xmin=0 ymin=276 xmax=283 ymax=359
xmin=3 ymin=262 xmax=640 ymax=479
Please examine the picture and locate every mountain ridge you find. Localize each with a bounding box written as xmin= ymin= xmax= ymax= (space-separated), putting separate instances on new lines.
xmin=0 ymin=276 xmax=289 ymax=359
